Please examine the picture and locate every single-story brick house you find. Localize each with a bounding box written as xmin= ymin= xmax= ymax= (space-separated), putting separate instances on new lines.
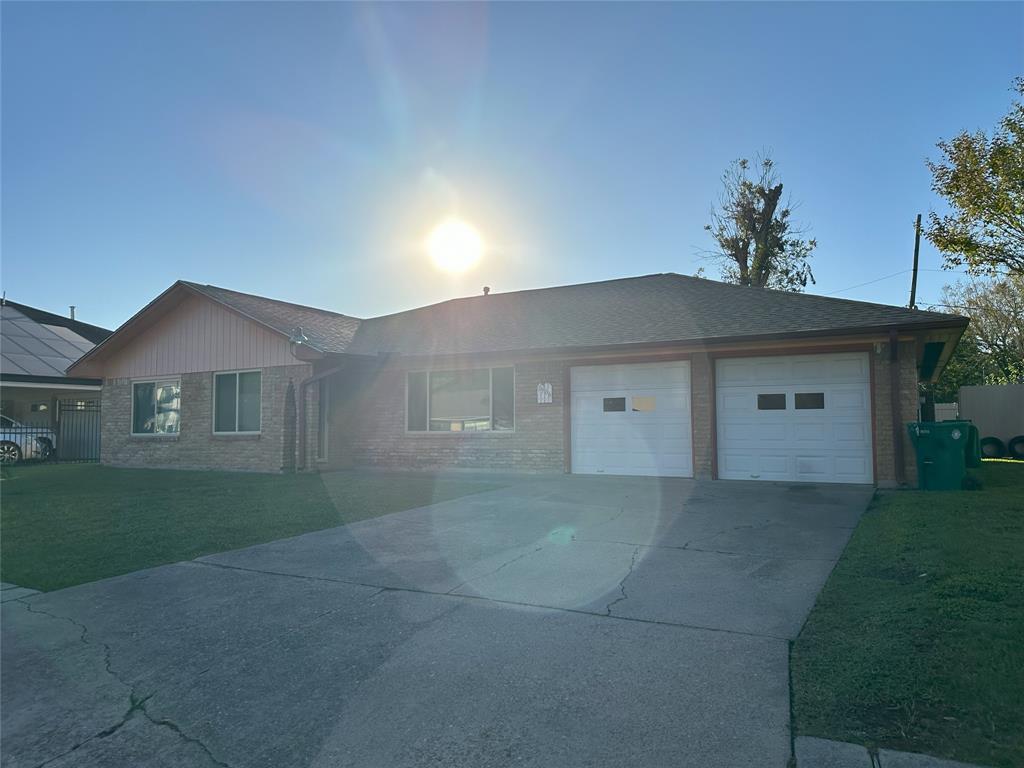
xmin=68 ymin=274 xmax=968 ymax=485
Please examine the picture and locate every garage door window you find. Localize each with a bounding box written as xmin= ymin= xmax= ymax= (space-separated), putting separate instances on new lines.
xmin=757 ymin=393 xmax=787 ymax=410
xmin=795 ymin=392 xmax=825 ymax=410
xmin=602 ymin=397 xmax=626 ymax=412
xmin=407 ymin=367 xmax=514 ymax=432
xmin=631 ymin=396 xmax=656 ymax=412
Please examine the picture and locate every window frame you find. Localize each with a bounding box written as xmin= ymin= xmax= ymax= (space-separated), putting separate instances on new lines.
xmin=405 ymin=366 xmax=516 ymax=435
xmin=212 ymin=369 xmax=262 ymax=435
xmin=130 ymin=377 xmax=181 ymax=437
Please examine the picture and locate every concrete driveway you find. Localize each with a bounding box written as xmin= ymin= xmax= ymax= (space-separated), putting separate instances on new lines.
xmin=2 ymin=474 xmax=871 ymax=768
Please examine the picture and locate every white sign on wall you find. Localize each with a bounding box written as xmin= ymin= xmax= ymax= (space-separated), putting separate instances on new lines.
xmin=536 ymin=382 xmax=553 ymax=404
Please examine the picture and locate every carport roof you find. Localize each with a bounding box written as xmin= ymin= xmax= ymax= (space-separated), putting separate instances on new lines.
xmin=345 ymin=273 xmax=968 ymax=357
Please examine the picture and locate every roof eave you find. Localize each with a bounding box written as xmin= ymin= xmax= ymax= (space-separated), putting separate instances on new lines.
xmin=366 ymin=318 xmax=972 ymax=363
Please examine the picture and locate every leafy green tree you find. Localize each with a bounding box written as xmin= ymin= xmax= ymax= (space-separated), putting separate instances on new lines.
xmin=925 ymin=274 xmax=1024 ymax=401
xmin=704 ymin=155 xmax=817 ymax=291
xmin=926 ymin=78 xmax=1024 ymax=276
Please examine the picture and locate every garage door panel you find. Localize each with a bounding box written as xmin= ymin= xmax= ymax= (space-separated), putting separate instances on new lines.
xmin=793 ymin=421 xmax=828 ymax=442
xmin=719 ymin=391 xmax=751 ymax=415
xmin=835 ymin=455 xmax=871 ymax=481
xmin=572 ymin=363 xmax=689 ymax=392
xmin=791 ymin=358 xmax=829 ymax=380
xmin=716 ymin=353 xmax=872 ymax=484
xmin=753 ymin=360 xmax=790 ymax=383
xmin=832 ymin=420 xmax=870 ymax=445
xmin=795 ymin=455 xmax=830 ymax=479
xmin=830 ymin=356 xmax=869 ymax=380
xmin=718 ymin=452 xmax=754 ymax=475
xmin=571 ymin=362 xmax=692 ymax=477
xmin=830 ymin=388 xmax=869 ymax=411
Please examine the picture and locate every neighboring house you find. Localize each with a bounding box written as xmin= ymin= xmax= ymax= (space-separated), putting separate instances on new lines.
xmin=68 ymin=274 xmax=968 ymax=485
xmin=0 ymin=299 xmax=111 ymax=429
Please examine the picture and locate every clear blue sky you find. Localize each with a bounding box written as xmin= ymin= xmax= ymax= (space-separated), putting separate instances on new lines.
xmin=2 ymin=1 xmax=1021 ymax=330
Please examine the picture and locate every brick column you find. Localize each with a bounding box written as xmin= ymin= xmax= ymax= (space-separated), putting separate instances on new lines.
xmin=690 ymin=351 xmax=714 ymax=480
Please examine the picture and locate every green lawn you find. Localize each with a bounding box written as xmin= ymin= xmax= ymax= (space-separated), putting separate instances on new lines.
xmin=1 ymin=464 xmax=506 ymax=592
xmin=792 ymin=461 xmax=1024 ymax=768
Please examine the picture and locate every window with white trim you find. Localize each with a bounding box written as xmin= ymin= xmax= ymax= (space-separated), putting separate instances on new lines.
xmin=407 ymin=367 xmax=514 ymax=432
xmin=213 ymin=371 xmax=261 ymax=433
xmin=132 ymin=380 xmax=181 ymax=435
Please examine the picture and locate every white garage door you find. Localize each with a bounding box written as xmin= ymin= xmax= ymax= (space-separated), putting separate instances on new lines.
xmin=716 ymin=352 xmax=873 ymax=484
xmin=571 ymin=361 xmax=692 ymax=477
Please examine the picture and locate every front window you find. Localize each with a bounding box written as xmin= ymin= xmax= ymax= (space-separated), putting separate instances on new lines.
xmin=132 ymin=380 xmax=180 ymax=435
xmin=214 ymin=371 xmax=261 ymax=433
xmin=407 ymin=367 xmax=514 ymax=432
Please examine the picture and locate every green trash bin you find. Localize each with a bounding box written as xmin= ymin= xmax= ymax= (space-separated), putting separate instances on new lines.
xmin=964 ymin=423 xmax=982 ymax=468
xmin=906 ymin=421 xmax=971 ymax=490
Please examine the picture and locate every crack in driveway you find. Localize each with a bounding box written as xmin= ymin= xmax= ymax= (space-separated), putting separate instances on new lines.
xmin=605 ymin=546 xmax=640 ymax=616
xmin=446 ymin=545 xmax=546 ymax=594
xmin=17 ymin=598 xmax=235 ymax=768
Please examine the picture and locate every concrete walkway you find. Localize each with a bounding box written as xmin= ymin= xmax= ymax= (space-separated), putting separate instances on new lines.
xmin=2 ymin=474 xmax=872 ymax=768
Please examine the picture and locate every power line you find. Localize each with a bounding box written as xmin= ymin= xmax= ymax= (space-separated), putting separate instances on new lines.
xmin=822 ymin=270 xmax=911 ymax=296
xmin=822 ymin=267 xmax=977 ymax=298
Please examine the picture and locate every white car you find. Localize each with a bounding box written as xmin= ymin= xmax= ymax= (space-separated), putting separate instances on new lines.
xmin=0 ymin=415 xmax=56 ymax=463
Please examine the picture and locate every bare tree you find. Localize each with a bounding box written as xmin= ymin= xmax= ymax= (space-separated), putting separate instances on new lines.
xmin=704 ymin=154 xmax=817 ymax=291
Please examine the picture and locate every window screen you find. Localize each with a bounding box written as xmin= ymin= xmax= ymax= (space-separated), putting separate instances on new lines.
xmin=795 ymin=392 xmax=825 ymax=410
xmin=133 ymin=382 xmax=156 ymax=433
xmin=214 ymin=371 xmax=261 ymax=432
xmin=603 ymin=397 xmax=626 ymax=412
xmin=757 ymin=393 xmax=786 ymax=410
xmin=237 ymin=372 xmax=261 ymax=431
xmin=214 ymin=374 xmax=237 ymax=432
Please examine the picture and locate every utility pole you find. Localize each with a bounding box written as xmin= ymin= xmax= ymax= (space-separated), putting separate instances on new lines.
xmin=909 ymin=213 xmax=922 ymax=309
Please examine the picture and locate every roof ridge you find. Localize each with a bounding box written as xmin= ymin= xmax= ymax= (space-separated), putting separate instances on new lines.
xmin=658 ymin=272 xmax=959 ymax=319
xmin=361 ymin=273 xmax=672 ymax=323
xmin=183 ymin=281 xmax=363 ymax=322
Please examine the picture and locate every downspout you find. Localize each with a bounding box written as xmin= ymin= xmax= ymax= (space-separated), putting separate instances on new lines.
xmin=889 ymin=329 xmax=905 ymax=485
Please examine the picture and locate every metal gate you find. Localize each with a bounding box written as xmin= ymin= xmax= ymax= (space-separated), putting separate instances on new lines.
xmin=56 ymin=399 xmax=101 ymax=462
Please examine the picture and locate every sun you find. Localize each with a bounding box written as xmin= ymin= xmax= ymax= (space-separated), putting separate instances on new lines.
xmin=427 ymin=218 xmax=483 ymax=273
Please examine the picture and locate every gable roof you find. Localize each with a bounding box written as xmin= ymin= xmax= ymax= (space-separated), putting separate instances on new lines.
xmin=181 ymin=282 xmax=361 ymax=354
xmin=69 ymin=273 xmax=968 ymax=375
xmin=1 ymin=300 xmax=112 ymax=381
xmin=346 ymin=273 xmax=967 ymax=357
xmin=68 ymin=281 xmax=362 ymax=374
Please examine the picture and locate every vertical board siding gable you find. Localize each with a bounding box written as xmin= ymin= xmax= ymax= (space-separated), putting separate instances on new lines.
xmin=99 ymin=294 xmax=298 ymax=378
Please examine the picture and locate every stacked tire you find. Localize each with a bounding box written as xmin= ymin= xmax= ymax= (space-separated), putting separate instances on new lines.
xmin=981 ymin=435 xmax=1024 ymax=460
xmin=1009 ymin=436 xmax=1024 ymax=460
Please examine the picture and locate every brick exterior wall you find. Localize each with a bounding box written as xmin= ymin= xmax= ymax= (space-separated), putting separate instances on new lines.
xmin=321 ymin=343 xmax=920 ymax=485
xmin=324 ymin=360 xmax=568 ymax=473
xmin=101 ymin=363 xmax=312 ymax=473
xmin=871 ymin=340 xmax=920 ymax=487
xmin=97 ymin=339 xmax=920 ymax=486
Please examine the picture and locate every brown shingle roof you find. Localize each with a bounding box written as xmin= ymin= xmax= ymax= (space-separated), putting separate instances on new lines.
xmin=346 ymin=273 xmax=966 ymax=357
xmin=182 ymin=282 xmax=362 ymax=354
